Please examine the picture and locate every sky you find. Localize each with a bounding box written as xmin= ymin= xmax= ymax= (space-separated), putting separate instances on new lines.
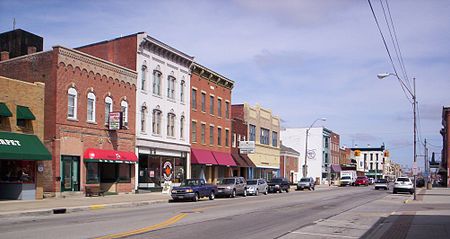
xmin=1 ymin=0 xmax=449 ymax=169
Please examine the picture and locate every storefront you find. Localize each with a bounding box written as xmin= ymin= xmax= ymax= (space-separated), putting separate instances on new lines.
xmin=191 ymin=149 xmax=235 ymax=183
xmin=0 ymin=131 xmax=51 ymax=200
xmin=83 ymin=148 xmax=137 ymax=194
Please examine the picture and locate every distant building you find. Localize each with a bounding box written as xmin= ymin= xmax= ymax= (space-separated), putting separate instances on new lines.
xmin=441 ymin=107 xmax=450 ymax=187
xmin=351 ymin=145 xmax=387 ymax=179
xmin=0 ymin=29 xmax=43 ymax=61
xmin=280 ymin=144 xmax=300 ymax=184
xmin=231 ymin=110 xmax=254 ymax=179
xmin=339 ymin=146 xmax=352 ymax=165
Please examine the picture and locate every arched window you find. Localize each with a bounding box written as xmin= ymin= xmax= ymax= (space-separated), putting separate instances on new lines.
xmin=121 ymin=100 xmax=128 ymax=127
xmin=140 ymin=104 xmax=147 ymax=132
xmin=180 ymin=116 xmax=185 ymax=139
xmin=141 ymin=65 xmax=147 ymax=91
xmin=87 ymin=92 xmax=96 ymax=122
xmin=67 ymin=87 xmax=77 ymax=119
xmin=167 ymin=73 xmax=176 ymax=99
xmin=153 ymin=67 xmax=162 ymax=96
xmin=104 ymin=96 xmax=113 ymax=125
xmin=180 ymin=79 xmax=185 ymax=103
xmin=167 ymin=113 xmax=176 ymax=137
xmin=152 ymin=109 xmax=162 ymax=135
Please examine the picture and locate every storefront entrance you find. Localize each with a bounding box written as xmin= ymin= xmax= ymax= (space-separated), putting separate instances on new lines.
xmin=138 ymin=154 xmax=186 ymax=190
xmin=61 ymin=156 xmax=80 ymax=192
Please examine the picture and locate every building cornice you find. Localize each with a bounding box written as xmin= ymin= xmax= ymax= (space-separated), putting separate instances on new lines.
xmin=191 ymin=62 xmax=234 ymax=90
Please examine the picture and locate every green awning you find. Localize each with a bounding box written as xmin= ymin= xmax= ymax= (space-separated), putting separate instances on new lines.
xmin=16 ymin=105 xmax=36 ymax=120
xmin=0 ymin=103 xmax=12 ymax=117
xmin=0 ymin=132 xmax=51 ymax=161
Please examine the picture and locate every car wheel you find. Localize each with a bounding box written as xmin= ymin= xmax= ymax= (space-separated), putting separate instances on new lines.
xmin=209 ymin=191 xmax=215 ymax=200
xmin=193 ymin=192 xmax=200 ymax=202
xmin=231 ymin=189 xmax=236 ymax=198
xmin=243 ymin=189 xmax=247 ymax=197
xmin=393 ymin=189 xmax=397 ymax=194
xmin=255 ymin=189 xmax=259 ymax=196
xmin=264 ymin=189 xmax=268 ymax=195
xmin=286 ymin=188 xmax=289 ymax=193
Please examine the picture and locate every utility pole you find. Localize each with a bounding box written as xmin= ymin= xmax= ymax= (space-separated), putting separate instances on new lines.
xmin=424 ymin=139 xmax=429 ymax=187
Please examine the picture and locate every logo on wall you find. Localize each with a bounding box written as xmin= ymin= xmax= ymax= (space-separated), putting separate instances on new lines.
xmin=163 ymin=161 xmax=173 ymax=181
xmin=307 ymin=149 xmax=316 ymax=159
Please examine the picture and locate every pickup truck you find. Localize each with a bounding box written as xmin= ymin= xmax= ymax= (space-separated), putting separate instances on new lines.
xmin=171 ymin=179 xmax=217 ymax=202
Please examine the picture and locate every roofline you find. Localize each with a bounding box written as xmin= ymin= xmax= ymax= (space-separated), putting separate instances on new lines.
xmin=142 ymin=34 xmax=194 ymax=61
xmin=75 ymin=32 xmax=144 ymax=50
xmin=192 ymin=62 xmax=234 ymax=84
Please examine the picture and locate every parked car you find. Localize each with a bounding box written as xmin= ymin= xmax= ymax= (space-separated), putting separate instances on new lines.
xmin=416 ymin=178 xmax=425 ymax=188
xmin=393 ymin=177 xmax=414 ymax=194
xmin=216 ymin=177 xmax=247 ymax=197
xmin=246 ymin=178 xmax=268 ymax=196
xmin=374 ymin=178 xmax=389 ymax=190
xmin=368 ymin=178 xmax=375 ymax=185
xmin=340 ymin=175 xmax=354 ymax=186
xmin=297 ymin=177 xmax=315 ymax=191
xmin=354 ymin=176 xmax=369 ymax=186
xmin=171 ymin=179 xmax=217 ymax=202
xmin=268 ymin=178 xmax=290 ymax=193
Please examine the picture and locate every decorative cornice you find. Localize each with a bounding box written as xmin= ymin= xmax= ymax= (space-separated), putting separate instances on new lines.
xmin=191 ymin=62 xmax=234 ymax=90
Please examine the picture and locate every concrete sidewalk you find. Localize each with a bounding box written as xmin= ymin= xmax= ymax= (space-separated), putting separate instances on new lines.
xmin=0 ymin=192 xmax=170 ymax=218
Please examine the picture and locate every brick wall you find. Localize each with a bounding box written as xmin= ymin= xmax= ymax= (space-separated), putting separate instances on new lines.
xmin=280 ymin=154 xmax=299 ymax=180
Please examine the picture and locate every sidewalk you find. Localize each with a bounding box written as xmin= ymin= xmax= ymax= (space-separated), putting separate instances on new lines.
xmin=0 ymin=192 xmax=170 ymax=218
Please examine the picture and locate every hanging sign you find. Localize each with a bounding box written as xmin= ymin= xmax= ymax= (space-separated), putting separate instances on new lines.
xmin=163 ymin=161 xmax=173 ymax=181
xmin=108 ymin=112 xmax=123 ymax=130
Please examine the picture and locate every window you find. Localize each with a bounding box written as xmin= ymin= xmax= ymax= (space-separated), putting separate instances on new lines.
xmin=180 ymin=80 xmax=185 ymax=103
xmin=121 ymin=100 xmax=128 ymax=127
xmin=152 ymin=109 xmax=162 ymax=135
xmin=225 ymin=129 xmax=229 ymax=147
xmin=217 ymin=128 xmax=222 ymax=146
xmin=141 ymin=65 xmax=147 ymax=91
xmin=209 ymin=95 xmax=214 ymax=115
xmin=225 ymin=101 xmax=230 ymax=119
xmin=191 ymin=121 xmax=197 ymax=142
xmin=140 ymin=105 xmax=146 ymax=132
xmin=153 ymin=70 xmax=162 ymax=95
xmin=249 ymin=124 xmax=256 ymax=141
xmin=201 ymin=124 xmax=206 ymax=144
xmin=167 ymin=113 xmax=175 ymax=137
xmin=167 ymin=75 xmax=175 ymax=99
xmin=272 ymin=131 xmax=278 ymax=147
xmin=217 ymin=99 xmax=222 ymax=117
xmin=180 ymin=116 xmax=185 ymax=139
xmin=86 ymin=162 xmax=99 ymax=184
xmin=191 ymin=89 xmax=197 ymax=110
xmin=324 ymin=137 xmax=329 ymax=148
xmin=201 ymin=92 xmax=206 ymax=112
xmin=87 ymin=92 xmax=96 ymax=122
xmin=118 ymin=164 xmax=131 ymax=182
xmin=232 ymin=133 xmax=236 ymax=147
xmin=260 ymin=128 xmax=270 ymax=145
xmin=209 ymin=125 xmax=214 ymax=145
xmin=67 ymin=87 xmax=77 ymax=119
xmin=104 ymin=96 xmax=113 ymax=125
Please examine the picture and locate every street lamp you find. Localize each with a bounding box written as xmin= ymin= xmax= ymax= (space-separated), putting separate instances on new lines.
xmin=303 ymin=118 xmax=327 ymax=178
xmin=377 ymin=72 xmax=417 ymax=200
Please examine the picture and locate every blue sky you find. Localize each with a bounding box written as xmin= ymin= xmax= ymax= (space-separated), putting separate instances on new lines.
xmin=1 ymin=0 xmax=449 ymax=169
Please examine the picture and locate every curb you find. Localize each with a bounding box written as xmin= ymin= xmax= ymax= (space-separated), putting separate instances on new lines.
xmin=0 ymin=198 xmax=169 ymax=218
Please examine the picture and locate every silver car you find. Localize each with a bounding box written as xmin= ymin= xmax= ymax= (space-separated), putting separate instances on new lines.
xmin=216 ymin=177 xmax=247 ymax=197
xmin=246 ymin=179 xmax=268 ymax=196
xmin=297 ymin=177 xmax=315 ymax=191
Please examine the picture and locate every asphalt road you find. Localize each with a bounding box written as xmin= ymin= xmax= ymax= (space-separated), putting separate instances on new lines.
xmin=0 ymin=186 xmax=408 ymax=239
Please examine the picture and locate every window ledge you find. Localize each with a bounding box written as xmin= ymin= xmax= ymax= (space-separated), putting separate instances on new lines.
xmin=167 ymin=98 xmax=176 ymax=103
xmin=67 ymin=118 xmax=79 ymax=122
xmin=141 ymin=90 xmax=148 ymax=95
xmin=167 ymin=136 xmax=176 ymax=140
xmin=152 ymin=133 xmax=162 ymax=138
xmin=152 ymin=94 xmax=163 ymax=99
xmin=87 ymin=121 xmax=97 ymax=125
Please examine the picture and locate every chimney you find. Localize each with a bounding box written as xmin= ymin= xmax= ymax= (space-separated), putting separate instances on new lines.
xmin=1 ymin=51 xmax=9 ymax=61
xmin=27 ymin=46 xmax=37 ymax=54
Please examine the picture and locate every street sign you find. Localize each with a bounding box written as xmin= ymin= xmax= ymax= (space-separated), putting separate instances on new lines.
xmin=412 ymin=162 xmax=418 ymax=176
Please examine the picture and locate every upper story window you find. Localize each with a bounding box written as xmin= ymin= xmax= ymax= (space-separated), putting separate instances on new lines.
xmin=180 ymin=80 xmax=185 ymax=103
xmin=249 ymin=124 xmax=256 ymax=141
xmin=167 ymin=113 xmax=175 ymax=137
xmin=217 ymin=127 xmax=222 ymax=146
xmin=180 ymin=116 xmax=185 ymax=139
xmin=225 ymin=101 xmax=230 ymax=119
xmin=225 ymin=129 xmax=229 ymax=147
xmin=324 ymin=137 xmax=329 ymax=148
xmin=167 ymin=75 xmax=176 ymax=99
xmin=201 ymin=92 xmax=206 ymax=112
xmin=153 ymin=69 xmax=162 ymax=96
xmin=209 ymin=125 xmax=214 ymax=145
xmin=121 ymin=100 xmax=128 ymax=127
xmin=260 ymin=128 xmax=270 ymax=145
xmin=16 ymin=105 xmax=35 ymax=128
xmin=87 ymin=92 xmax=96 ymax=122
xmin=272 ymin=131 xmax=278 ymax=147
xmin=217 ymin=99 xmax=222 ymax=117
xmin=191 ymin=121 xmax=197 ymax=143
xmin=104 ymin=96 xmax=113 ymax=125
xmin=140 ymin=105 xmax=147 ymax=132
xmin=67 ymin=87 xmax=77 ymax=120
xmin=152 ymin=109 xmax=162 ymax=135
xmin=141 ymin=65 xmax=147 ymax=91
xmin=209 ymin=95 xmax=214 ymax=115
xmin=191 ymin=89 xmax=197 ymax=110
xmin=201 ymin=123 xmax=206 ymax=144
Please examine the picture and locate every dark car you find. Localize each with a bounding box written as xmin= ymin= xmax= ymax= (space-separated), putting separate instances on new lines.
xmin=416 ymin=178 xmax=425 ymax=188
xmin=268 ymin=178 xmax=290 ymax=193
xmin=355 ymin=176 xmax=369 ymax=186
xmin=171 ymin=179 xmax=217 ymax=202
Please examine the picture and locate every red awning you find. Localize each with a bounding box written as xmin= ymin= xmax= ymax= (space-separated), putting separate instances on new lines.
xmin=83 ymin=148 xmax=138 ymax=164
xmin=212 ymin=151 xmax=237 ymax=167
xmin=191 ymin=149 xmax=218 ymax=165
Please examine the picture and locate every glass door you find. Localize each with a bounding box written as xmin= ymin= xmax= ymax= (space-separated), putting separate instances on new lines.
xmin=61 ymin=156 xmax=80 ymax=191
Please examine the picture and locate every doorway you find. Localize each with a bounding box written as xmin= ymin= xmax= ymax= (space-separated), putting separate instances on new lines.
xmin=61 ymin=155 xmax=80 ymax=192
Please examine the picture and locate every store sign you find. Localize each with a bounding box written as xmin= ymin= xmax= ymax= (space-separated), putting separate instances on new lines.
xmin=108 ymin=112 xmax=123 ymax=130
xmin=239 ymin=141 xmax=255 ymax=154
xmin=163 ymin=161 xmax=173 ymax=181
xmin=0 ymin=139 xmax=21 ymax=146
xmin=307 ymin=149 xmax=316 ymax=159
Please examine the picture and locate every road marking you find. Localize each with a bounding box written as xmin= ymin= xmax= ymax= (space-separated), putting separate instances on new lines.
xmin=90 ymin=205 xmax=106 ymax=210
xmin=95 ymin=213 xmax=188 ymax=239
xmin=290 ymin=231 xmax=358 ymax=238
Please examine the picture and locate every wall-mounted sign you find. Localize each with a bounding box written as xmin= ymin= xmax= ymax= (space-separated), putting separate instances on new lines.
xmin=239 ymin=141 xmax=255 ymax=154
xmin=108 ymin=111 xmax=123 ymax=130
xmin=307 ymin=149 xmax=316 ymax=159
xmin=163 ymin=161 xmax=173 ymax=181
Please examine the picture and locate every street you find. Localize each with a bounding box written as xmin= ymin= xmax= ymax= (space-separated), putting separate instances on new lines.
xmin=0 ymin=186 xmax=411 ymax=239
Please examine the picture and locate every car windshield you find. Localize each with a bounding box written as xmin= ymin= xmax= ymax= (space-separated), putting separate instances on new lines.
xmin=270 ymin=178 xmax=282 ymax=183
xmin=357 ymin=177 xmax=366 ymax=180
xmin=218 ymin=178 xmax=235 ymax=185
xmin=247 ymin=180 xmax=257 ymax=185
xmin=341 ymin=176 xmax=351 ymax=180
xmin=181 ymin=179 xmax=200 ymax=186
xmin=376 ymin=179 xmax=387 ymax=183
xmin=397 ymin=178 xmax=410 ymax=182
xmin=300 ymin=178 xmax=310 ymax=182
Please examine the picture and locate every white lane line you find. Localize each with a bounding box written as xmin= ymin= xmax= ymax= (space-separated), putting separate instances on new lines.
xmin=290 ymin=231 xmax=358 ymax=238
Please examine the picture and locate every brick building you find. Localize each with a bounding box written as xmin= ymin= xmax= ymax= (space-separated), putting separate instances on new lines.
xmin=231 ymin=115 xmax=254 ymax=179
xmin=78 ymin=33 xmax=193 ymax=191
xmin=280 ymin=144 xmax=300 ymax=184
xmin=189 ymin=63 xmax=235 ymax=183
xmin=0 ymin=29 xmax=43 ymax=61
xmin=0 ymin=76 xmax=51 ymax=200
xmin=0 ymin=46 xmax=137 ymax=196
xmin=329 ymin=131 xmax=342 ymax=181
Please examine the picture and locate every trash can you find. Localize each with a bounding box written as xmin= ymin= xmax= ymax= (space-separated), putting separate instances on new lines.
xmin=427 ymin=182 xmax=432 ymax=190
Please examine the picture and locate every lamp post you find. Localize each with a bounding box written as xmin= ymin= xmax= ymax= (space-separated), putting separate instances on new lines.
xmin=377 ymin=73 xmax=417 ymax=200
xmin=303 ymin=118 xmax=327 ymax=178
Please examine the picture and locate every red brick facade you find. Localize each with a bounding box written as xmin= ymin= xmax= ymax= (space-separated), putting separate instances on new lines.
xmin=330 ymin=132 xmax=340 ymax=165
xmin=0 ymin=46 xmax=137 ymax=195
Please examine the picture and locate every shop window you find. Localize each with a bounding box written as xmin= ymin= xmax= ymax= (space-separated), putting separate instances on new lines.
xmin=0 ymin=160 xmax=35 ymax=183
xmin=118 ymin=164 xmax=131 ymax=183
xmin=100 ymin=163 xmax=117 ymax=183
xmin=86 ymin=162 xmax=99 ymax=184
